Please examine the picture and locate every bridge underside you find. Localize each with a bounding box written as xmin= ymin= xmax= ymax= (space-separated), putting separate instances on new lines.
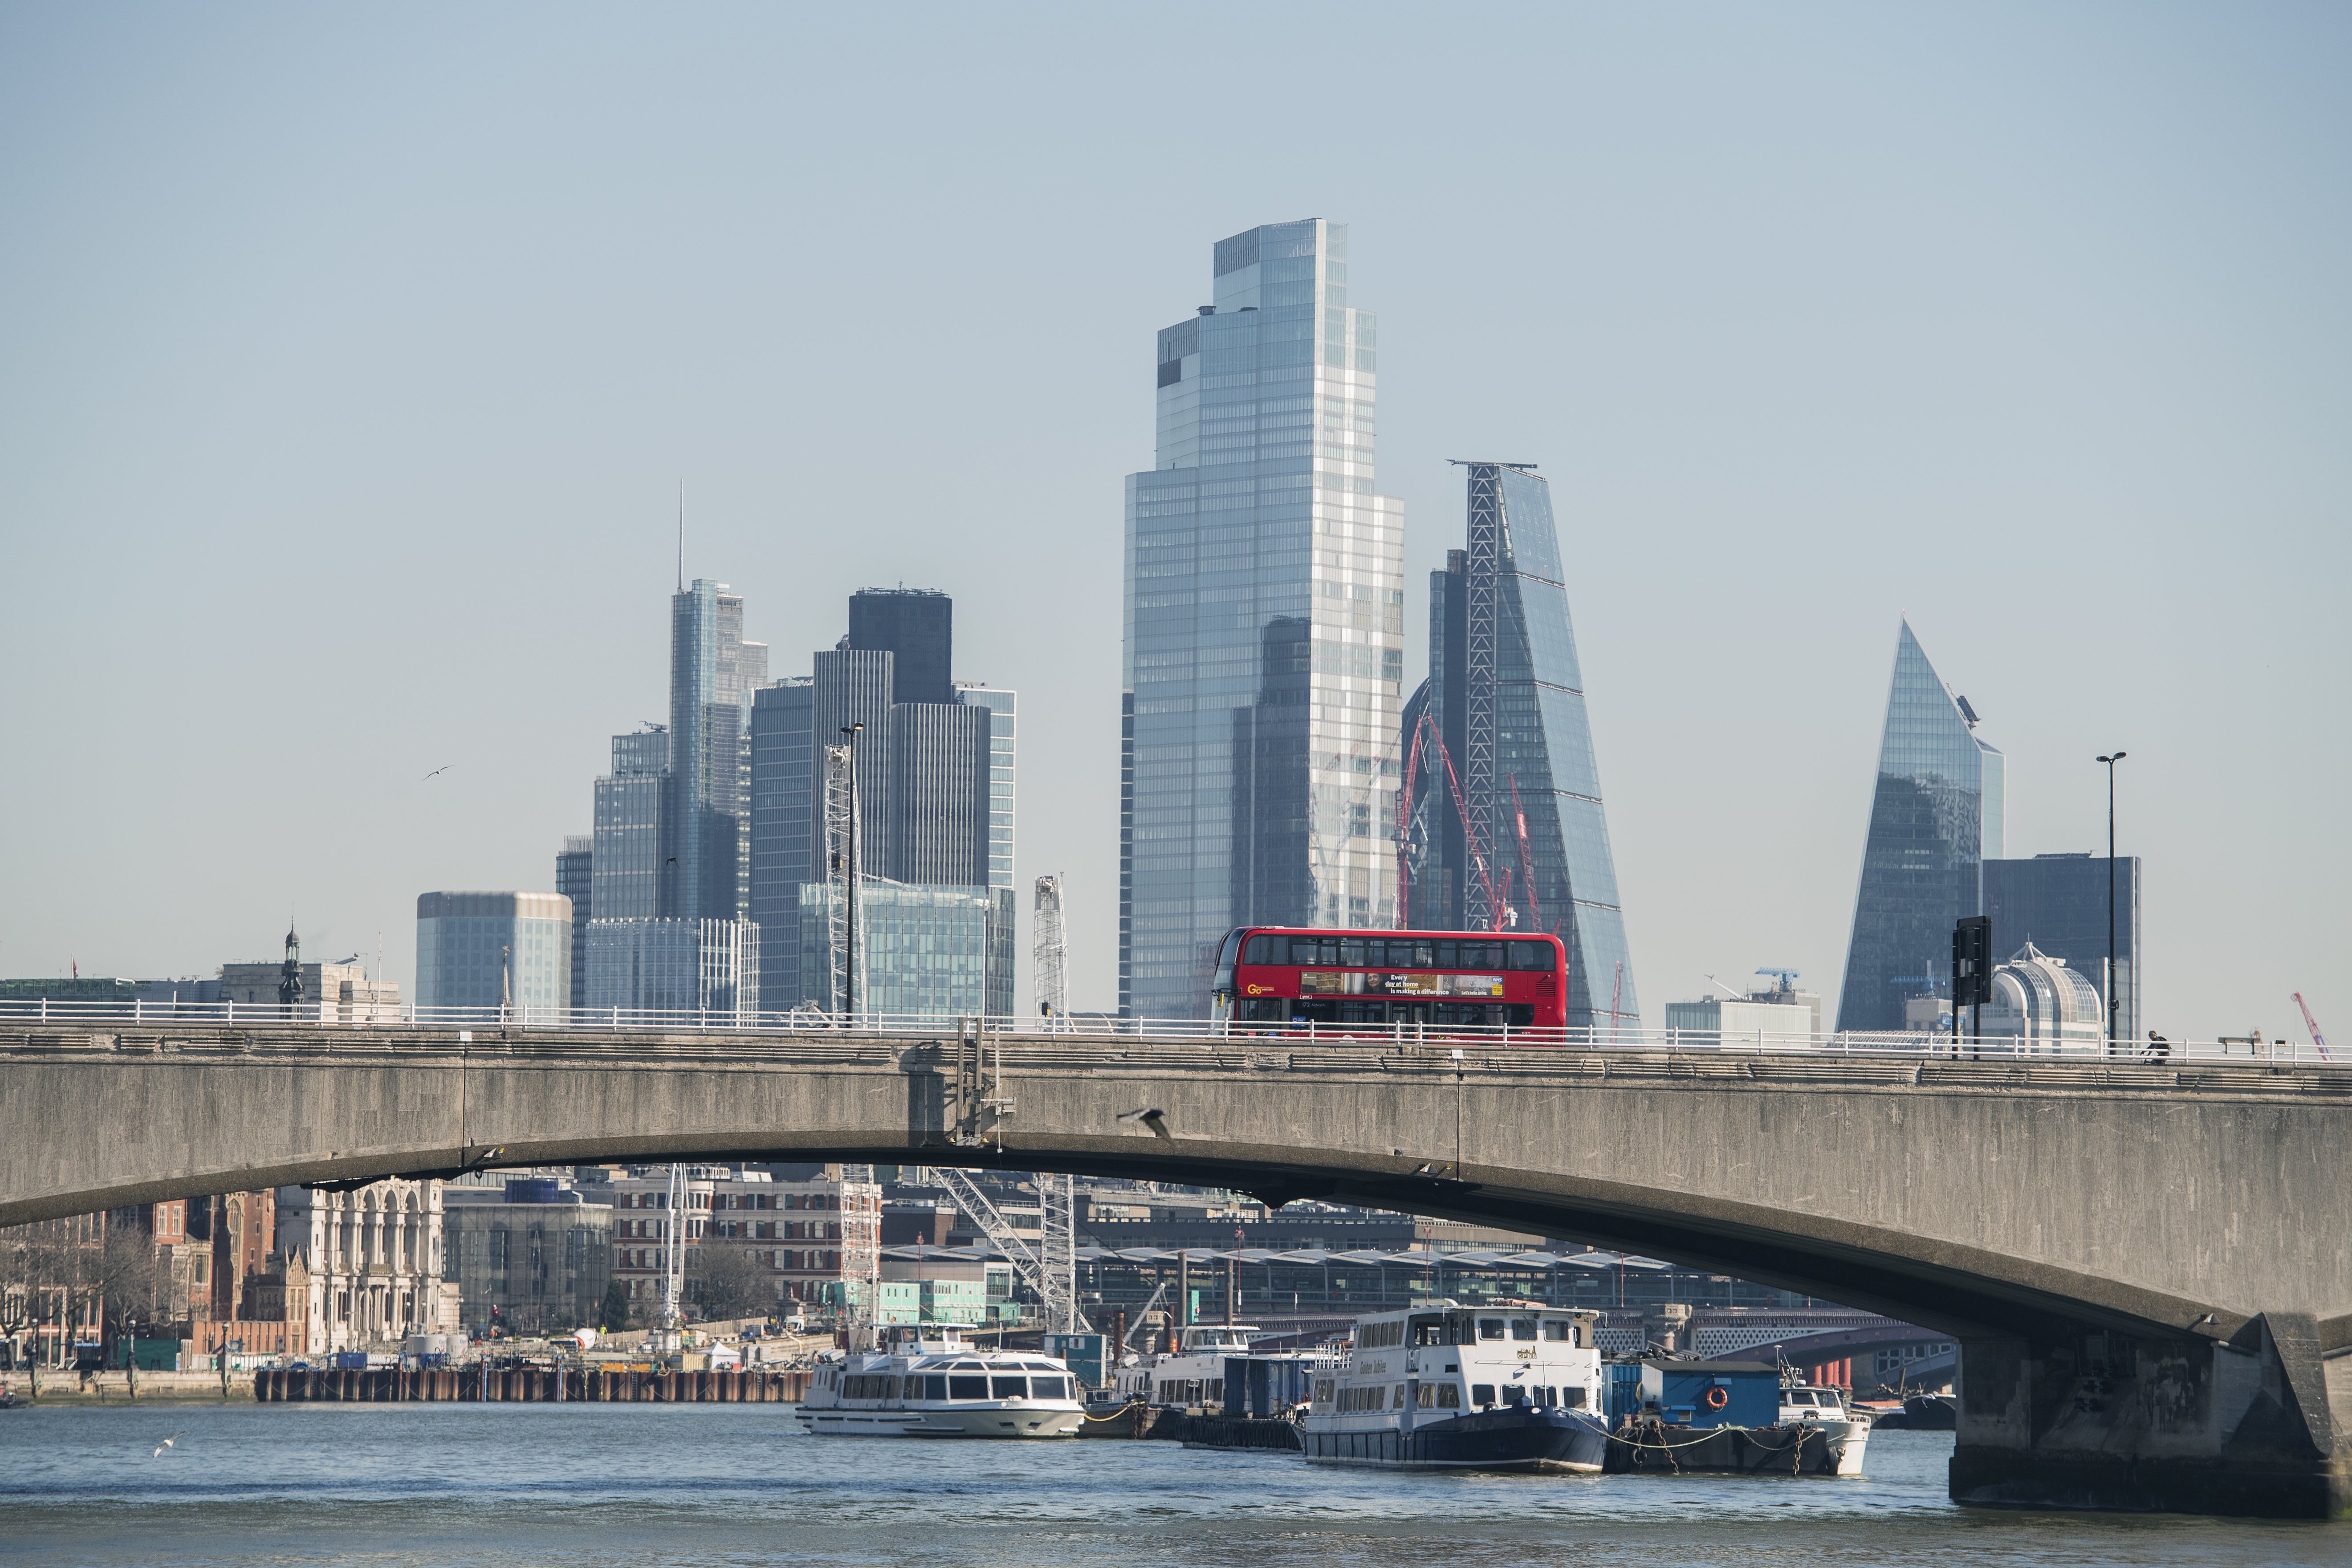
xmin=4 ymin=1026 xmax=2347 ymax=1516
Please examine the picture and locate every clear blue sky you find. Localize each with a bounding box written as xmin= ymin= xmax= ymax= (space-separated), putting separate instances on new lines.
xmin=2 ymin=3 xmax=2344 ymax=1038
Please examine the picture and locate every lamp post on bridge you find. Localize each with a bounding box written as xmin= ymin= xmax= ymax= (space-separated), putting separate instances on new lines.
xmin=2096 ymin=752 xmax=2127 ymax=1055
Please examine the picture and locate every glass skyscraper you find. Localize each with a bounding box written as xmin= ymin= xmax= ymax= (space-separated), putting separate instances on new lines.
xmin=668 ymin=579 xmax=766 ymax=923
xmin=416 ymin=892 xmax=574 ymax=1016
xmin=1120 ymin=218 xmax=1404 ymax=1018
xmin=1400 ymin=465 xmax=1639 ymax=1034
xmin=1985 ymin=853 xmax=2139 ymax=1042
xmin=591 ymin=725 xmax=670 ymax=923
xmin=554 ymin=835 xmax=592 ymax=1012
xmin=795 ymin=880 xmax=1013 ymax=1020
xmin=1836 ymin=620 xmax=2007 ymax=1032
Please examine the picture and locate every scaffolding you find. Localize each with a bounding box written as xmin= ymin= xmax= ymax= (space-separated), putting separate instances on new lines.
xmin=822 ymin=743 xmax=864 ymax=1019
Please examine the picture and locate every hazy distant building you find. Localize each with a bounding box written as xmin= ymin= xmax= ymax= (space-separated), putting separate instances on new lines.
xmin=584 ymin=917 xmax=757 ymax=1020
xmin=217 ymin=960 xmax=399 ymax=1021
xmin=669 ymin=579 xmax=766 ymax=923
xmin=415 ymin=892 xmax=573 ymax=1016
xmin=1121 ymin=218 xmax=1405 ymax=1019
xmin=1664 ymin=973 xmax=1822 ymax=1045
xmin=1400 ymin=465 xmax=1638 ymax=1034
xmin=750 ymin=592 xmax=1013 ymax=1014
xmin=1836 ymin=621 xmax=2006 ymax=1032
xmin=592 ymin=725 xmax=669 ymax=923
xmin=1984 ymin=853 xmax=2140 ymax=1043
xmin=597 ymin=1166 xmax=880 ymax=1319
xmin=441 ymin=1178 xmax=614 ymax=1336
xmin=555 ymin=837 xmax=592 ymax=1012
xmin=796 ymin=880 xmax=1013 ymax=1020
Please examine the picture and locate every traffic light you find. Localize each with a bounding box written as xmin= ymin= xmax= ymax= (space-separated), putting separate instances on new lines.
xmin=1953 ymin=916 xmax=1993 ymax=1007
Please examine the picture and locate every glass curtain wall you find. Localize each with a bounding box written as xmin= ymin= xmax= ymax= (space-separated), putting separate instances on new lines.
xmin=1121 ymin=218 xmax=1405 ymax=1019
xmin=1836 ymin=620 xmax=2006 ymax=1031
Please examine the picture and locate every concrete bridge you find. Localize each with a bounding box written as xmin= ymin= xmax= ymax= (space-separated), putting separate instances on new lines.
xmin=3 ymin=1020 xmax=2347 ymax=1517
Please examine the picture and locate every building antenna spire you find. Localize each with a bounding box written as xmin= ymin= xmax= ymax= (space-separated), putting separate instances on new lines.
xmin=677 ymin=480 xmax=684 ymax=593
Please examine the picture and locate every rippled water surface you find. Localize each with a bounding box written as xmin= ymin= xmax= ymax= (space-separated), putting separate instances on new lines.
xmin=1 ymin=1404 xmax=2341 ymax=1565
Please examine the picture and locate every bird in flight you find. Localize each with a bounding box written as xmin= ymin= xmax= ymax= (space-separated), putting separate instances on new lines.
xmin=1411 ymin=1162 xmax=1433 ymax=1176
xmin=423 ymin=766 xmax=452 ymax=781
xmin=151 ymin=1431 xmax=184 ymax=1458
xmin=1116 ymin=1108 xmax=1171 ymax=1140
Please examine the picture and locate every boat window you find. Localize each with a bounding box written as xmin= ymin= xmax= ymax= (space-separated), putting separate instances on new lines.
xmin=948 ymin=1376 xmax=987 ymax=1399
xmin=1408 ymin=1315 xmax=1444 ymax=1347
xmin=1510 ymin=1319 xmax=1537 ymax=1341
xmin=990 ymin=1376 xmax=1027 ymax=1399
xmin=1471 ymin=1384 xmax=1496 ymax=1407
xmin=1019 ymin=1361 xmax=1058 ymax=1371
xmin=1391 ymin=1384 xmax=1408 ymax=1409
xmin=922 ymin=1376 xmax=946 ymax=1400
xmin=1207 ymin=1379 xmax=1223 ymax=1402
xmin=1030 ymin=1377 xmax=1070 ymax=1400
xmin=1314 ymin=1379 xmax=1335 ymax=1405
xmin=1416 ymin=1384 xmax=1436 ymax=1408
xmin=952 ymin=1361 xmax=984 ymax=1370
xmin=1562 ymin=1387 xmax=1587 ymax=1409
xmin=1542 ymin=1320 xmax=1573 ymax=1342
xmin=1478 ymin=1319 xmax=1505 ymax=1340
xmin=1437 ymin=1384 xmax=1461 ymax=1408
xmin=1787 ymin=1391 xmax=1815 ymax=1405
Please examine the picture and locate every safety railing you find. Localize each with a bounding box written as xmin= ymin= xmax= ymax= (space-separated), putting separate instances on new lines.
xmin=0 ymin=997 xmax=2336 ymax=1066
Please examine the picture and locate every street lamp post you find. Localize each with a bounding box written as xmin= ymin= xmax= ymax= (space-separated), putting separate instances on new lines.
xmin=2096 ymin=752 xmax=2128 ymax=1053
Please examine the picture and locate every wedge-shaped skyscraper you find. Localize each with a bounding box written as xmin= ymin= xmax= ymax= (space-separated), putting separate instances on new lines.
xmin=1120 ymin=219 xmax=1405 ymax=1018
xmin=1836 ymin=620 xmax=2006 ymax=1032
xmin=1400 ymin=464 xmax=1637 ymax=1034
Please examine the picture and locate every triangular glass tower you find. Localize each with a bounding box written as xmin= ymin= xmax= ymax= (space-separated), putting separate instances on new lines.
xmin=1836 ymin=620 xmax=2005 ymax=1032
xmin=1402 ymin=464 xmax=1637 ymax=1034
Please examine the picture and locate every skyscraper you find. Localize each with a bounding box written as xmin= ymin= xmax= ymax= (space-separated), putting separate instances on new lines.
xmin=554 ymin=836 xmax=592 ymax=1012
xmin=1400 ymin=465 xmax=1639 ymax=1034
xmin=667 ymin=579 xmax=766 ymax=923
xmin=1836 ymin=620 xmax=2007 ymax=1032
xmin=592 ymin=726 xmax=669 ymax=922
xmin=1120 ymin=219 xmax=1404 ymax=1019
xmin=415 ymin=892 xmax=574 ymax=1015
xmin=748 ymin=591 xmax=1015 ymax=1012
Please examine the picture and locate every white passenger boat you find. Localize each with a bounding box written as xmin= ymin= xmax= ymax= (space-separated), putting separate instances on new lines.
xmin=1779 ymin=1375 xmax=1872 ymax=1476
xmin=1111 ymin=1322 xmax=1263 ymax=1407
xmin=1302 ymin=1303 xmax=1611 ymax=1472
xmin=797 ymin=1323 xmax=1085 ymax=1439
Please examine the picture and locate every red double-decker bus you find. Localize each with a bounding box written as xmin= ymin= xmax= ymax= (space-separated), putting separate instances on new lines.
xmin=1210 ymin=926 xmax=1568 ymax=1032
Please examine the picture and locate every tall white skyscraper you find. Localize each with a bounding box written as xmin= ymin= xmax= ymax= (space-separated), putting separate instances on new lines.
xmin=1120 ymin=219 xmax=1406 ymax=1018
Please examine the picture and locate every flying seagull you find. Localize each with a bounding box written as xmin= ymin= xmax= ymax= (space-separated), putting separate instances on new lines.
xmin=1116 ymin=1107 xmax=1171 ymax=1140
xmin=423 ymin=766 xmax=451 ymax=781
xmin=151 ymin=1431 xmax=184 ymax=1458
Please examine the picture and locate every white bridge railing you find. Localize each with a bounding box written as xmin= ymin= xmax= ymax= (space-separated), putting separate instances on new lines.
xmin=0 ymin=997 xmax=2336 ymax=1066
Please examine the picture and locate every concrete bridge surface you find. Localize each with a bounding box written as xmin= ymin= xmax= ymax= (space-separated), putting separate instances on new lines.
xmin=3 ymin=1021 xmax=2346 ymax=1517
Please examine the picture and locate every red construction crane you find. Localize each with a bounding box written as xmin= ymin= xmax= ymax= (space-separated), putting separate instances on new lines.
xmin=1393 ymin=712 xmax=1508 ymax=932
xmin=2293 ymin=993 xmax=2330 ymax=1061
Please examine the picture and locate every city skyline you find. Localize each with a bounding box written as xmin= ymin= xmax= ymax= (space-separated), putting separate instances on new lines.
xmin=3 ymin=8 xmax=2345 ymax=1041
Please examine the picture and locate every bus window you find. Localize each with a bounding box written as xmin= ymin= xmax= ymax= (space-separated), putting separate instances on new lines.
xmin=1288 ymin=937 xmax=1320 ymax=966
xmin=1339 ymin=937 xmax=1368 ymax=967
xmin=1399 ymin=940 xmax=1433 ymax=969
xmin=1460 ymin=941 xmax=1504 ymax=969
xmin=1432 ymin=940 xmax=1458 ymax=968
xmin=1507 ymin=940 xmax=1552 ymax=970
xmin=1506 ymin=1004 xmax=1534 ymax=1027
xmin=1243 ymin=934 xmax=1278 ymax=964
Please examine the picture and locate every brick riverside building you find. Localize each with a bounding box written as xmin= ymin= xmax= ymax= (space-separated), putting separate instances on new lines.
xmin=595 ymin=1167 xmax=879 ymax=1318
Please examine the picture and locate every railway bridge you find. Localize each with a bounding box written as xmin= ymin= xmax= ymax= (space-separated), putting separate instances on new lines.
xmin=2 ymin=1020 xmax=2347 ymax=1517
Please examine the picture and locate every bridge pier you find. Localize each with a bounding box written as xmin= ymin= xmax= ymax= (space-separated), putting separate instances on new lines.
xmin=1951 ymin=1314 xmax=2348 ymax=1518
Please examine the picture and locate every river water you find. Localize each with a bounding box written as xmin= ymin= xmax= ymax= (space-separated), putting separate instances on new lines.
xmin=1 ymin=1404 xmax=2341 ymax=1565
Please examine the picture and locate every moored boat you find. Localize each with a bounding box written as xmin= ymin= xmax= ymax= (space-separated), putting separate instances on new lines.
xmin=797 ymin=1323 xmax=1085 ymax=1439
xmin=1302 ymin=1302 xmax=1610 ymax=1472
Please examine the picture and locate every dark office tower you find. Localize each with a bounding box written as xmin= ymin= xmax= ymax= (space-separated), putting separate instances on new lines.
xmin=749 ymin=678 xmax=816 ymax=997
xmin=593 ymin=726 xmax=669 ymax=922
xmin=810 ymin=647 xmax=894 ymax=877
xmin=849 ymin=588 xmax=953 ymax=706
xmin=1986 ymin=854 xmax=2140 ymax=1041
xmin=555 ymin=835 xmax=592 ymax=1011
xmin=1399 ymin=467 xmax=1637 ymax=1035
xmin=888 ymin=701 xmax=991 ymax=884
xmin=1121 ymin=219 xmax=1404 ymax=1019
xmin=1836 ymin=621 xmax=2008 ymax=1032
xmin=668 ymin=579 xmax=765 ymax=922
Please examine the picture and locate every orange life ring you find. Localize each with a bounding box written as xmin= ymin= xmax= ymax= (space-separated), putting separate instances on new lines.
xmin=1704 ymin=1385 xmax=1729 ymax=1410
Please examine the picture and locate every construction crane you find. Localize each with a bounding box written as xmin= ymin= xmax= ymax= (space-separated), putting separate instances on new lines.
xmin=1394 ymin=712 xmax=1508 ymax=933
xmin=1033 ymin=875 xmax=1068 ymax=1025
xmin=933 ymin=1168 xmax=1078 ymax=1335
xmin=2294 ymin=993 xmax=2331 ymax=1061
xmin=655 ymin=1162 xmax=687 ymax=1356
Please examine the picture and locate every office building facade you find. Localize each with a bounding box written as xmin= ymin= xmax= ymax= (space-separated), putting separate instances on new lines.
xmin=274 ymin=1179 xmax=453 ymax=1352
xmin=555 ymin=837 xmax=592 ymax=1012
xmin=599 ymin=1167 xmax=880 ymax=1319
xmin=669 ymin=579 xmax=766 ymax=923
xmin=1400 ymin=465 xmax=1638 ymax=1034
xmin=795 ymin=880 xmax=1013 ymax=1020
xmin=1985 ymin=853 xmax=2140 ymax=1042
xmin=415 ymin=892 xmax=573 ymax=1015
xmin=1121 ymin=218 xmax=1404 ymax=1018
xmin=1836 ymin=621 xmax=2007 ymax=1032
xmin=748 ymin=592 xmax=1014 ymax=1014
xmin=584 ymin=916 xmax=757 ymax=1020
xmin=591 ymin=725 xmax=670 ymax=923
